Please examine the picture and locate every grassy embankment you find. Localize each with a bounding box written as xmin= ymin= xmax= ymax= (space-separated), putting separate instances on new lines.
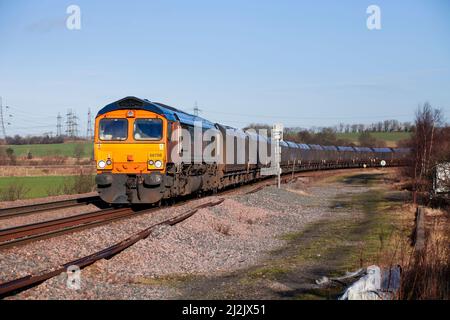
xmin=0 ymin=142 xmax=95 ymax=200
xmin=7 ymin=142 xmax=93 ymax=158
xmin=0 ymin=175 xmax=95 ymax=201
xmin=336 ymin=132 xmax=411 ymax=147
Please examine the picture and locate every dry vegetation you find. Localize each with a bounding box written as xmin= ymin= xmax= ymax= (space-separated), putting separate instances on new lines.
xmin=0 ymin=183 xmax=31 ymax=201
xmin=401 ymin=103 xmax=450 ymax=204
xmin=45 ymin=172 xmax=95 ymax=196
xmin=399 ymin=208 xmax=449 ymax=299
xmin=394 ymin=103 xmax=449 ymax=299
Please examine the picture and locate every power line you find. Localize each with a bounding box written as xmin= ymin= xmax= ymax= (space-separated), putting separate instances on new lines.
xmin=86 ymin=108 xmax=93 ymax=140
xmin=57 ymin=113 xmax=63 ymax=136
xmin=0 ymin=97 xmax=7 ymax=141
xmin=65 ymin=109 xmax=79 ymax=138
xmin=193 ymin=101 xmax=202 ymax=116
xmin=0 ymin=96 xmax=13 ymax=142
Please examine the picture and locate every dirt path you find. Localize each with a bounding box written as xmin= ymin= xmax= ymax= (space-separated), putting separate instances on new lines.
xmin=173 ymin=169 xmax=413 ymax=300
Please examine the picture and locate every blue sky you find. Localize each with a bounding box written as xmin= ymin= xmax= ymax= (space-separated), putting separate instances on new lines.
xmin=0 ymin=0 xmax=449 ymax=136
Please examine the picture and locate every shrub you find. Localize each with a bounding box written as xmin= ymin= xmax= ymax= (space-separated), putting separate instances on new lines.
xmin=45 ymin=184 xmax=64 ymax=197
xmin=60 ymin=172 xmax=95 ymax=195
xmin=399 ymin=224 xmax=450 ymax=299
xmin=0 ymin=183 xmax=31 ymax=201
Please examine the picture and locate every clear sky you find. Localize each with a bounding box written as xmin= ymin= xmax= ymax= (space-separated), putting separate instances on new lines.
xmin=0 ymin=0 xmax=449 ymax=136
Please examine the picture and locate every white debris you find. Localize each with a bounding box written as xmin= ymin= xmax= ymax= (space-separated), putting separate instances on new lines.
xmin=315 ymin=268 xmax=365 ymax=286
xmin=338 ymin=265 xmax=401 ymax=300
xmin=339 ymin=265 xmax=381 ymax=300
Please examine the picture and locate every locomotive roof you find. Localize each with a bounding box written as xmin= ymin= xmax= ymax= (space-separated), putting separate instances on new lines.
xmin=97 ymin=96 xmax=216 ymax=129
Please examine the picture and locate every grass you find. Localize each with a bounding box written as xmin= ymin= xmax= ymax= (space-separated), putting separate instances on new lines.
xmin=0 ymin=175 xmax=94 ymax=200
xmin=132 ymin=274 xmax=197 ymax=287
xmin=5 ymin=142 xmax=93 ymax=158
xmin=336 ymin=132 xmax=411 ymax=147
xmin=237 ymin=172 xmax=412 ymax=300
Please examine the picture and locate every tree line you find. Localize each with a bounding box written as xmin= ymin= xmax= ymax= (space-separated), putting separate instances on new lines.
xmin=334 ymin=120 xmax=413 ymax=134
xmin=2 ymin=135 xmax=91 ymax=145
xmin=243 ymin=124 xmax=390 ymax=147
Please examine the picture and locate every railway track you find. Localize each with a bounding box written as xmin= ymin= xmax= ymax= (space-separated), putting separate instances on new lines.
xmin=0 ymin=172 xmax=303 ymax=250
xmin=0 ymin=198 xmax=225 ymax=299
xmin=0 ymin=184 xmax=268 ymax=249
xmin=0 ymin=176 xmax=285 ymax=298
xmin=0 ymin=168 xmax=360 ymax=298
xmin=0 ymin=167 xmax=364 ymax=251
xmin=0 ymin=196 xmax=102 ymax=220
xmin=0 ymin=207 xmax=141 ymax=249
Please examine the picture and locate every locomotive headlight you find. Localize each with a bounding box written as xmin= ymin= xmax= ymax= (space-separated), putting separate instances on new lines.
xmin=106 ymin=159 xmax=112 ymax=166
xmin=154 ymin=160 xmax=163 ymax=168
xmin=148 ymin=160 xmax=154 ymax=166
xmin=98 ymin=160 xmax=106 ymax=169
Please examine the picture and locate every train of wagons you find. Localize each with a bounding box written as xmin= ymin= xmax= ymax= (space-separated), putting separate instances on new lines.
xmin=94 ymin=97 xmax=410 ymax=204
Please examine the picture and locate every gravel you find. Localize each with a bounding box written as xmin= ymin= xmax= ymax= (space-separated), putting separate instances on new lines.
xmin=0 ymin=192 xmax=98 ymax=209
xmin=2 ymin=169 xmax=385 ymax=299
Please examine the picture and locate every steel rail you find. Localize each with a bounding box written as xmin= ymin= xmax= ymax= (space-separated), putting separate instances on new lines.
xmin=0 ymin=196 xmax=102 ymax=220
xmin=0 ymin=198 xmax=225 ymax=299
xmin=0 ymin=207 xmax=136 ymax=248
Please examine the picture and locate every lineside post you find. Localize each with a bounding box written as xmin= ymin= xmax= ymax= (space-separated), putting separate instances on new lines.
xmin=272 ymin=123 xmax=284 ymax=189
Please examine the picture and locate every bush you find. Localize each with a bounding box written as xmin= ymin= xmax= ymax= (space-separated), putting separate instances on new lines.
xmin=0 ymin=183 xmax=31 ymax=201
xmin=73 ymin=144 xmax=85 ymax=162
xmin=5 ymin=148 xmax=16 ymax=165
xmin=5 ymin=134 xmax=64 ymax=145
xmin=45 ymin=172 xmax=95 ymax=197
xmin=358 ymin=131 xmax=386 ymax=148
xmin=45 ymin=184 xmax=64 ymax=197
xmin=64 ymin=172 xmax=95 ymax=195
xmin=71 ymin=172 xmax=95 ymax=194
xmin=399 ymin=222 xmax=450 ymax=299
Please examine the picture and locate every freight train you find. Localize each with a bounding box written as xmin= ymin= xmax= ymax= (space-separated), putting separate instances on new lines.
xmin=94 ymin=97 xmax=410 ymax=204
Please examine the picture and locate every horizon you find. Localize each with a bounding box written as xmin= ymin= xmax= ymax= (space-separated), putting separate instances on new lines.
xmin=1 ymin=0 xmax=450 ymax=136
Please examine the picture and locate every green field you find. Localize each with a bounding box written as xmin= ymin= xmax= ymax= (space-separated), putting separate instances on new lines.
xmin=336 ymin=131 xmax=411 ymax=147
xmin=0 ymin=175 xmax=94 ymax=200
xmin=5 ymin=142 xmax=93 ymax=158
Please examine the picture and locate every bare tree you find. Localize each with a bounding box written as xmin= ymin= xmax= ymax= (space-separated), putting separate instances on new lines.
xmin=358 ymin=124 xmax=365 ymax=133
xmin=409 ymin=103 xmax=445 ymax=202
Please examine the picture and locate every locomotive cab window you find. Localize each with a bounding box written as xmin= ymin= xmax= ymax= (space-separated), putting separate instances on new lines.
xmin=99 ymin=119 xmax=128 ymax=141
xmin=134 ymin=118 xmax=163 ymax=140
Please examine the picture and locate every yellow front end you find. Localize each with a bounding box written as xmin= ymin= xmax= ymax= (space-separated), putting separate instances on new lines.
xmin=95 ymin=143 xmax=166 ymax=174
xmin=94 ymin=109 xmax=169 ymax=204
xmin=94 ymin=109 xmax=167 ymax=175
